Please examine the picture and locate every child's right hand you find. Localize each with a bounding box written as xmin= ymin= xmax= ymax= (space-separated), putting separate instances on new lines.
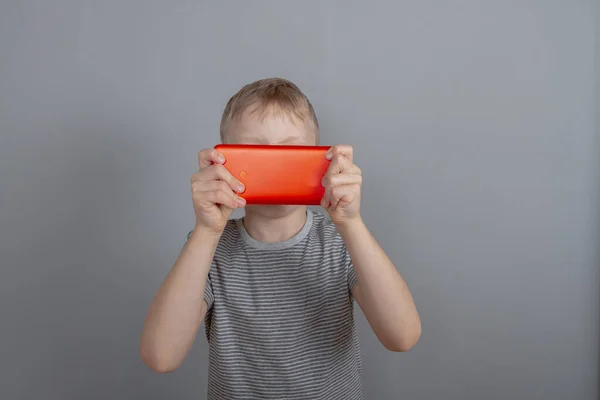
xmin=190 ymin=148 xmax=246 ymax=235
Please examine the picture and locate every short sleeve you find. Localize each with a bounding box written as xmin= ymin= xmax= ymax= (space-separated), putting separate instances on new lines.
xmin=203 ymin=269 xmax=215 ymax=310
xmin=342 ymin=242 xmax=359 ymax=293
xmin=186 ymin=231 xmax=215 ymax=310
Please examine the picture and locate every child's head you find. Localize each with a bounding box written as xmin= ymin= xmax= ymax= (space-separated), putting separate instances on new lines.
xmin=220 ymin=77 xmax=319 ymax=146
xmin=220 ymin=78 xmax=319 ymax=219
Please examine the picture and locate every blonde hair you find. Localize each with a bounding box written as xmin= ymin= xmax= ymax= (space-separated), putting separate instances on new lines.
xmin=220 ymin=77 xmax=319 ymax=143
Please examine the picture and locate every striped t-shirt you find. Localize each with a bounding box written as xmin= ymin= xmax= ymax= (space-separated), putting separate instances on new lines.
xmin=195 ymin=209 xmax=362 ymax=399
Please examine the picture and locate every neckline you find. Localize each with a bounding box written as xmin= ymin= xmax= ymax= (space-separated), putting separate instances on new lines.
xmin=235 ymin=209 xmax=314 ymax=250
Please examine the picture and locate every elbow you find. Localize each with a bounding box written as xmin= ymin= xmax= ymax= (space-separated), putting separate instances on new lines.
xmin=140 ymin=342 xmax=181 ymax=374
xmin=384 ymin=337 xmax=419 ymax=352
xmin=383 ymin=322 xmax=422 ymax=353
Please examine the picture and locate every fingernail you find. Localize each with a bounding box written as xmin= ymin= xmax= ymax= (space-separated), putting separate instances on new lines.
xmin=237 ymin=182 xmax=245 ymax=192
xmin=237 ymin=196 xmax=246 ymax=206
xmin=326 ymin=151 xmax=333 ymax=160
xmin=217 ymin=154 xmax=225 ymax=163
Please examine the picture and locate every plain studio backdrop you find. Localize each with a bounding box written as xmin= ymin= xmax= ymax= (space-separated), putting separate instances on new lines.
xmin=0 ymin=1 xmax=598 ymax=399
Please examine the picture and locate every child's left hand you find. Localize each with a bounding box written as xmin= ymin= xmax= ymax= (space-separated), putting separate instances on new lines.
xmin=321 ymin=145 xmax=362 ymax=225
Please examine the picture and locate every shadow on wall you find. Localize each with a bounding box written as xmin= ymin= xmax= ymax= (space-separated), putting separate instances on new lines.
xmin=6 ymin=118 xmax=206 ymax=399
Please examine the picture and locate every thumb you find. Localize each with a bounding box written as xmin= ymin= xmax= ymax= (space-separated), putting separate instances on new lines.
xmin=220 ymin=195 xmax=245 ymax=218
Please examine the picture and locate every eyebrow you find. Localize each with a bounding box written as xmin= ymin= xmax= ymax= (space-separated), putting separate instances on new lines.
xmin=233 ymin=133 xmax=313 ymax=145
xmin=277 ymin=137 xmax=303 ymax=144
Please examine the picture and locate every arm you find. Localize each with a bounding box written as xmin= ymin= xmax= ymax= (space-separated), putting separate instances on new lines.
xmin=140 ymin=229 xmax=219 ymax=373
xmin=321 ymin=144 xmax=421 ymax=352
xmin=140 ymin=148 xmax=245 ymax=373
xmin=338 ymin=218 xmax=421 ymax=352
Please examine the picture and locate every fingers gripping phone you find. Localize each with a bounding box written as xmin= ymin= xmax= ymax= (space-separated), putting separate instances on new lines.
xmin=214 ymin=144 xmax=331 ymax=205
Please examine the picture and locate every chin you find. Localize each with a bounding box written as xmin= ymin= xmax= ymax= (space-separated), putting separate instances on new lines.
xmin=245 ymin=205 xmax=305 ymax=219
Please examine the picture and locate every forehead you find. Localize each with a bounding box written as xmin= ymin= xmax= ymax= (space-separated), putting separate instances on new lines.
xmin=225 ymin=109 xmax=316 ymax=145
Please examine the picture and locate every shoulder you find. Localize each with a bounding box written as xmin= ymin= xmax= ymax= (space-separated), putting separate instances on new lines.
xmin=218 ymin=219 xmax=241 ymax=248
xmin=309 ymin=209 xmax=346 ymax=249
xmin=308 ymin=210 xmax=352 ymax=272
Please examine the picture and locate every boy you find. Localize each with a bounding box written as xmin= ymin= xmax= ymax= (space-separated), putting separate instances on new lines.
xmin=140 ymin=78 xmax=421 ymax=399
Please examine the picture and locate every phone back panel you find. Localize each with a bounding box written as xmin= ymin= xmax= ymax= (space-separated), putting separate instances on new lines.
xmin=214 ymin=144 xmax=330 ymax=205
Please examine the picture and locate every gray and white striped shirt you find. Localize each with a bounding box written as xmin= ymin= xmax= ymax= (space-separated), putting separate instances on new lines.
xmin=193 ymin=209 xmax=362 ymax=399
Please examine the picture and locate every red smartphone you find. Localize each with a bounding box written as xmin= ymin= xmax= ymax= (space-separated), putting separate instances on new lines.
xmin=214 ymin=144 xmax=331 ymax=205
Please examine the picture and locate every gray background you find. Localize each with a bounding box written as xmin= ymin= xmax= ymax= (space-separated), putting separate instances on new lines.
xmin=0 ymin=1 xmax=598 ymax=399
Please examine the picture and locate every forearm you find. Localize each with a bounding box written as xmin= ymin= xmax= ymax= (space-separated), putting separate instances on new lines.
xmin=140 ymin=228 xmax=219 ymax=372
xmin=337 ymin=217 xmax=421 ymax=351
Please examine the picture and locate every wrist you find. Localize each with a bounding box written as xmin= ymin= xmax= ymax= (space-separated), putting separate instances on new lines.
xmin=334 ymin=215 xmax=365 ymax=233
xmin=189 ymin=225 xmax=223 ymax=246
